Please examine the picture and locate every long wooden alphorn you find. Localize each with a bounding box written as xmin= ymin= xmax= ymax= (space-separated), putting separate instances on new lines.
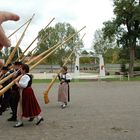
xmin=26 ymin=41 xmax=61 ymax=65
xmin=0 ymin=15 xmax=34 ymax=84
xmin=17 ymin=17 xmax=55 ymax=61
xmin=5 ymin=14 xmax=35 ymax=66
xmin=0 ymin=31 xmax=84 ymax=86
xmin=0 ymin=42 xmax=61 ymax=95
xmin=30 ymin=26 xmax=86 ymax=70
xmin=44 ymin=33 xmax=86 ymax=104
xmin=0 ymin=26 xmax=86 ymax=96
xmin=22 ymin=32 xmax=53 ymax=62
xmin=44 ymin=48 xmax=74 ymax=104
xmin=8 ymin=17 xmax=33 ymax=38
xmin=28 ymin=31 xmax=52 ymax=55
xmin=0 ymin=33 xmax=86 ymax=85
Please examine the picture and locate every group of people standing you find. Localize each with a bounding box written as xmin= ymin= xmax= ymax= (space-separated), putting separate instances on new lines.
xmin=0 ymin=11 xmax=72 ymax=128
xmin=0 ymin=62 xmax=43 ymax=127
xmin=0 ymin=62 xmax=72 ymax=128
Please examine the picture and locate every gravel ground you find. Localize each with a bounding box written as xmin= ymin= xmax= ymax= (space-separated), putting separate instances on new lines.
xmin=0 ymin=81 xmax=140 ymax=140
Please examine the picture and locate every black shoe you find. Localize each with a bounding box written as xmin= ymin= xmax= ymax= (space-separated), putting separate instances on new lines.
xmin=36 ymin=117 xmax=44 ymax=125
xmin=7 ymin=117 xmax=17 ymax=121
xmin=28 ymin=117 xmax=35 ymax=122
xmin=13 ymin=122 xmax=23 ymax=128
xmin=61 ymin=104 xmax=66 ymax=109
xmin=64 ymin=102 xmax=67 ymax=105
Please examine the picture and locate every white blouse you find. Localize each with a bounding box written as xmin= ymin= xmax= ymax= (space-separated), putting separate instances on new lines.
xmin=60 ymin=73 xmax=72 ymax=80
xmin=19 ymin=74 xmax=30 ymax=88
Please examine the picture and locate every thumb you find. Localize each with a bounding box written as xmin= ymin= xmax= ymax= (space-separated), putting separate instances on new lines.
xmin=0 ymin=11 xmax=19 ymax=49
xmin=0 ymin=11 xmax=20 ymax=24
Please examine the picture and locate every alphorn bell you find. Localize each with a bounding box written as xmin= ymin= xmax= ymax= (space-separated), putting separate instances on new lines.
xmin=44 ymin=48 xmax=74 ymax=104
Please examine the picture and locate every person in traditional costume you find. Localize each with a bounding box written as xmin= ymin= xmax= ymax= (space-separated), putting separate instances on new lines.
xmin=7 ymin=61 xmax=22 ymax=121
xmin=0 ymin=66 xmax=12 ymax=115
xmin=58 ymin=66 xmax=72 ymax=109
xmin=14 ymin=63 xmax=43 ymax=127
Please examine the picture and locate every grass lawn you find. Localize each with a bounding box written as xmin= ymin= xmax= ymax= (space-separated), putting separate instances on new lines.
xmin=33 ymin=76 xmax=140 ymax=83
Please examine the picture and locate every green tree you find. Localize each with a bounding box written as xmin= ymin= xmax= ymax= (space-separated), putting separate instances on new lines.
xmin=92 ymin=29 xmax=115 ymax=54
xmin=36 ymin=22 xmax=83 ymax=68
xmin=92 ymin=29 xmax=119 ymax=63
xmin=8 ymin=47 xmax=22 ymax=63
xmin=103 ymin=0 xmax=140 ymax=77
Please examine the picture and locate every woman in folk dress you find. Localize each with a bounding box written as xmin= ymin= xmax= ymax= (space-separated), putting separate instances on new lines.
xmin=58 ymin=66 xmax=72 ymax=109
xmin=14 ymin=63 xmax=43 ymax=127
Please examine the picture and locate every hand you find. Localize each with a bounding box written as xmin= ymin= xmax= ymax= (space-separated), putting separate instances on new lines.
xmin=13 ymin=79 xmax=18 ymax=84
xmin=0 ymin=85 xmax=3 ymax=89
xmin=0 ymin=11 xmax=20 ymax=49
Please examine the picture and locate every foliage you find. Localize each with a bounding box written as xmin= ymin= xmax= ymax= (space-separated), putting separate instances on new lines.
xmin=102 ymin=0 xmax=140 ymax=76
xmin=92 ymin=29 xmax=121 ymax=63
xmin=35 ymin=22 xmax=83 ymax=66
xmin=92 ymin=29 xmax=116 ymax=55
xmin=2 ymin=47 xmax=22 ymax=63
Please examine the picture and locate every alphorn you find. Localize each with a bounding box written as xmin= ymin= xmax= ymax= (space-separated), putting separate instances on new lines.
xmin=0 ymin=26 xmax=86 ymax=96
xmin=30 ymin=26 xmax=86 ymax=70
xmin=5 ymin=14 xmax=35 ymax=66
xmin=44 ymin=34 xmax=86 ymax=104
xmin=0 ymin=33 xmax=86 ymax=84
xmin=0 ymin=28 xmax=85 ymax=85
xmin=0 ymin=15 xmax=35 ymax=85
xmin=26 ymin=41 xmax=61 ymax=65
xmin=16 ymin=17 xmax=55 ymax=61
xmin=8 ymin=17 xmax=34 ymax=38
xmin=44 ymin=51 xmax=74 ymax=104
xmin=0 ymin=43 xmax=60 ymax=95
xmin=22 ymin=32 xmax=53 ymax=62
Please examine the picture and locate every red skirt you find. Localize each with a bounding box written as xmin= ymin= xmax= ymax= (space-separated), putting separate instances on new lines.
xmin=22 ymin=87 xmax=41 ymax=118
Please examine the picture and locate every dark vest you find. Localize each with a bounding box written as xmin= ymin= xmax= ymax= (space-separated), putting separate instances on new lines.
xmin=26 ymin=74 xmax=33 ymax=87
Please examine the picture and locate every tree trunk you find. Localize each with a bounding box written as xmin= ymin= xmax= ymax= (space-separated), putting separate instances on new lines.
xmin=129 ymin=46 xmax=135 ymax=77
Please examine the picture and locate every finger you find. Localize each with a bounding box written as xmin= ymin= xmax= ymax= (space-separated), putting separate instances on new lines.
xmin=0 ymin=11 xmax=20 ymax=24
xmin=0 ymin=43 xmax=3 ymax=50
xmin=0 ymin=25 xmax=11 ymax=48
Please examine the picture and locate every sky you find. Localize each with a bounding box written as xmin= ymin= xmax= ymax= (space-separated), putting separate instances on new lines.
xmin=0 ymin=0 xmax=114 ymax=52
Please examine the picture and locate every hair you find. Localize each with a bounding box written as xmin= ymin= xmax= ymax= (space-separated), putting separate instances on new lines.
xmin=7 ymin=63 xmax=12 ymax=68
xmin=62 ymin=66 xmax=67 ymax=71
xmin=14 ymin=61 xmax=22 ymax=65
xmin=22 ymin=64 xmax=29 ymax=73
xmin=1 ymin=66 xmax=9 ymax=71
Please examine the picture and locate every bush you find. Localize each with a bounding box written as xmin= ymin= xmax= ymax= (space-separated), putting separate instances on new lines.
xmin=121 ymin=64 xmax=127 ymax=72
xmin=134 ymin=66 xmax=140 ymax=71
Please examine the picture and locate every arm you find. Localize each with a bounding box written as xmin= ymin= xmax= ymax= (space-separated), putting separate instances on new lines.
xmin=15 ymin=74 xmax=30 ymax=88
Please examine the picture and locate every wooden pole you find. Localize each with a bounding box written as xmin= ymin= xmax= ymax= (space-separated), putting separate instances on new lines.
xmin=16 ymin=17 xmax=55 ymax=61
xmin=5 ymin=14 xmax=35 ymax=66
xmin=30 ymin=26 xmax=86 ymax=70
xmin=8 ymin=17 xmax=33 ymax=38
xmin=44 ymin=33 xmax=86 ymax=104
xmin=0 ymin=26 xmax=86 ymax=96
